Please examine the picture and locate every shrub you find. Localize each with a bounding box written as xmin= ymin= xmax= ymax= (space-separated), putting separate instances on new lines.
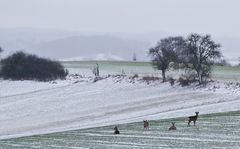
xmin=178 ymin=77 xmax=190 ymax=86
xmin=129 ymin=74 xmax=139 ymax=79
xmin=0 ymin=51 xmax=68 ymax=81
xmin=167 ymin=77 xmax=175 ymax=86
xmin=142 ymin=76 xmax=160 ymax=81
xmin=141 ymin=76 xmax=160 ymax=84
xmin=178 ymin=75 xmax=197 ymax=87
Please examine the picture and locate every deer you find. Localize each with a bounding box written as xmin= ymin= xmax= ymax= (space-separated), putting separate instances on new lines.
xmin=188 ymin=112 xmax=199 ymax=126
xmin=143 ymin=120 xmax=149 ymax=129
xmin=113 ymin=126 xmax=120 ymax=134
xmin=168 ymin=122 xmax=177 ymax=130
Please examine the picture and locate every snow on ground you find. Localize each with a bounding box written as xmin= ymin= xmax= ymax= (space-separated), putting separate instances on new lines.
xmin=0 ymin=73 xmax=240 ymax=140
xmin=0 ymin=80 xmax=70 ymax=97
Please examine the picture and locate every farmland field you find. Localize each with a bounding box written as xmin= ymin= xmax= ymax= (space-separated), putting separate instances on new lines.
xmin=212 ymin=66 xmax=240 ymax=81
xmin=62 ymin=61 xmax=240 ymax=81
xmin=62 ymin=61 xmax=155 ymax=76
xmin=0 ymin=60 xmax=240 ymax=148
xmin=0 ymin=111 xmax=239 ymax=148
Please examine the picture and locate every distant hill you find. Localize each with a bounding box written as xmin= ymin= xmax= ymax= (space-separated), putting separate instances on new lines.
xmin=0 ymin=28 xmax=239 ymax=64
xmin=29 ymin=35 xmax=150 ymax=61
xmin=0 ymin=28 xmax=151 ymax=61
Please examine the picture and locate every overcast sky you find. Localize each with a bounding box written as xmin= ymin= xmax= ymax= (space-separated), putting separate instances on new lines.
xmin=0 ymin=0 xmax=239 ymax=37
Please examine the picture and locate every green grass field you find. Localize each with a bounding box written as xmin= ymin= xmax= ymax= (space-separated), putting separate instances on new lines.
xmin=212 ymin=65 xmax=240 ymax=81
xmin=62 ymin=60 xmax=154 ymax=75
xmin=1 ymin=111 xmax=239 ymax=148
xmin=62 ymin=61 xmax=240 ymax=81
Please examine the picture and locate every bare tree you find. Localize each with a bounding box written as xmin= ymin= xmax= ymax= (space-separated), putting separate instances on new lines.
xmin=92 ymin=63 xmax=100 ymax=82
xmin=182 ymin=34 xmax=221 ymax=84
xmin=149 ymin=37 xmax=185 ymax=82
xmin=92 ymin=63 xmax=99 ymax=77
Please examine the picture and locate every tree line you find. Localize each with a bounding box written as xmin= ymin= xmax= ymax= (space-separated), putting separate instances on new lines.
xmin=149 ymin=33 xmax=222 ymax=84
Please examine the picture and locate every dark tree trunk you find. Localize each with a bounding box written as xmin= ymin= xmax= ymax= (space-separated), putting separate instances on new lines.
xmin=197 ymin=70 xmax=203 ymax=84
xmin=162 ymin=69 xmax=166 ymax=82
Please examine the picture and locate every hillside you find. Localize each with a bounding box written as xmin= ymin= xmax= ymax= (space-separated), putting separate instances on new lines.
xmin=0 ymin=70 xmax=240 ymax=139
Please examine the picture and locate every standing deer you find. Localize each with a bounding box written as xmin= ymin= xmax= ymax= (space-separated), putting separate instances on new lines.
xmin=143 ymin=120 xmax=149 ymax=129
xmin=113 ymin=126 xmax=120 ymax=134
xmin=168 ymin=122 xmax=177 ymax=130
xmin=188 ymin=112 xmax=199 ymax=126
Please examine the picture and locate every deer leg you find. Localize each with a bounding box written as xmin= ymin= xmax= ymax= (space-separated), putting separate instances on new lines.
xmin=194 ymin=120 xmax=196 ymax=126
xmin=188 ymin=120 xmax=191 ymax=126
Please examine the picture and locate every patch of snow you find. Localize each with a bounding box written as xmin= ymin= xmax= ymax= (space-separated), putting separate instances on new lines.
xmin=60 ymin=54 xmax=125 ymax=61
xmin=94 ymin=53 xmax=125 ymax=61
xmin=60 ymin=56 xmax=86 ymax=61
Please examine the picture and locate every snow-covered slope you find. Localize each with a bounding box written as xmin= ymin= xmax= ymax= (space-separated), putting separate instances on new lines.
xmin=0 ymin=75 xmax=240 ymax=139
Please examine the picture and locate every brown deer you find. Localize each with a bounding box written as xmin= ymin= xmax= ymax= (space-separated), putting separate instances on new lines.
xmin=168 ymin=122 xmax=177 ymax=130
xmin=143 ymin=120 xmax=149 ymax=129
xmin=113 ymin=126 xmax=120 ymax=134
xmin=188 ymin=112 xmax=199 ymax=126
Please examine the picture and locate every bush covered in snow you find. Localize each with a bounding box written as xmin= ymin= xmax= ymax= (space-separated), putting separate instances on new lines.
xmin=177 ymin=76 xmax=198 ymax=87
xmin=0 ymin=51 xmax=68 ymax=81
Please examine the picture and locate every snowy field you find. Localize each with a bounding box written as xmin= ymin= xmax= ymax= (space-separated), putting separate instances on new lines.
xmin=0 ymin=111 xmax=239 ymax=148
xmin=0 ymin=60 xmax=240 ymax=147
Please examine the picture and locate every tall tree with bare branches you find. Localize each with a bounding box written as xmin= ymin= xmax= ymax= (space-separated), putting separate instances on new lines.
xmin=149 ymin=36 xmax=185 ymax=82
xmin=181 ymin=33 xmax=222 ymax=84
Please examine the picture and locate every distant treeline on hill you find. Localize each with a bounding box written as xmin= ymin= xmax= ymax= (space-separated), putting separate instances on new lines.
xmin=0 ymin=51 xmax=68 ymax=81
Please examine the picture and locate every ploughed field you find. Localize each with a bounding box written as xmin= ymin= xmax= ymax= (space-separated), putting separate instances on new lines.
xmin=1 ymin=111 xmax=239 ymax=149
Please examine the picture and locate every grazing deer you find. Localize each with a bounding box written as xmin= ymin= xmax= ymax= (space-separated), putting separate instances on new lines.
xmin=113 ymin=126 xmax=120 ymax=134
xmin=143 ymin=120 xmax=149 ymax=129
xmin=188 ymin=112 xmax=199 ymax=126
xmin=168 ymin=122 xmax=177 ymax=130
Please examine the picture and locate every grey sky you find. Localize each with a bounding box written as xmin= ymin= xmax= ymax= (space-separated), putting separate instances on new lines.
xmin=0 ymin=0 xmax=239 ymax=37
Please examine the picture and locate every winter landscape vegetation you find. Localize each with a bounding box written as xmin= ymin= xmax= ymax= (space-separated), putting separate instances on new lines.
xmin=0 ymin=0 xmax=240 ymax=148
